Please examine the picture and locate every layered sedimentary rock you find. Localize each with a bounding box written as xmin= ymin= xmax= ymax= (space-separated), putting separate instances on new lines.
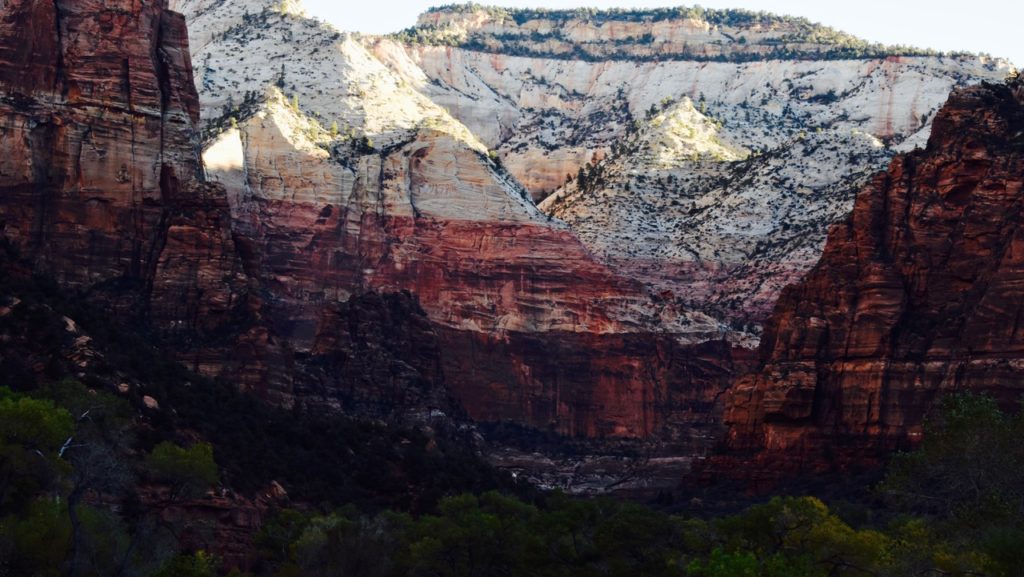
xmin=0 ymin=0 xmax=246 ymax=334
xmin=411 ymin=5 xmax=930 ymax=63
xmin=723 ymin=80 xmax=1024 ymax=471
xmin=199 ymin=83 xmax=736 ymax=436
xmin=0 ymin=0 xmax=457 ymax=425
xmin=538 ymin=100 xmax=892 ymax=333
xmin=385 ymin=7 xmax=1008 ymax=197
xmin=0 ymin=0 xmax=197 ymax=281
xmin=374 ymin=6 xmax=1009 ymax=335
xmin=164 ymin=0 xmax=756 ymax=440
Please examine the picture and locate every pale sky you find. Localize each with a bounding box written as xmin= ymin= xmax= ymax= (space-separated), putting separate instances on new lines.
xmin=302 ymin=0 xmax=1022 ymax=68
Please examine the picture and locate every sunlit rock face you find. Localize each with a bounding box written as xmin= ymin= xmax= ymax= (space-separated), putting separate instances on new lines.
xmin=0 ymin=0 xmax=200 ymax=284
xmin=169 ymin=1 xmax=747 ymax=439
xmin=372 ymin=6 xmax=1009 ymax=339
xmin=721 ymin=80 xmax=1024 ymax=473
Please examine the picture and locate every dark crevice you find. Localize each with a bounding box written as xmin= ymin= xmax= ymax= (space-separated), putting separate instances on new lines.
xmin=52 ymin=0 xmax=66 ymax=96
xmin=29 ymin=121 xmax=59 ymax=254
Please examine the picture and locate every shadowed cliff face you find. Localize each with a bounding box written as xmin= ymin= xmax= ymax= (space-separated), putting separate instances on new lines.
xmin=722 ymin=80 xmax=1024 ymax=474
xmin=178 ymin=0 xmax=748 ymax=440
xmin=0 ymin=0 xmax=202 ymax=285
xmin=0 ymin=0 xmax=457 ymax=423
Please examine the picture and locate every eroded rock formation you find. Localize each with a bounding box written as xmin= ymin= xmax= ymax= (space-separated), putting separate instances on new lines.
xmin=0 ymin=0 xmax=745 ymax=445
xmin=722 ymin=80 xmax=1024 ymax=472
xmin=0 ymin=0 xmax=245 ymax=330
xmin=200 ymin=86 xmax=739 ymax=437
xmin=0 ymin=0 xmax=457 ymax=424
xmin=169 ymin=0 xmax=748 ymax=440
xmin=0 ymin=0 xmax=188 ymax=274
xmin=374 ymin=7 xmax=1008 ymax=336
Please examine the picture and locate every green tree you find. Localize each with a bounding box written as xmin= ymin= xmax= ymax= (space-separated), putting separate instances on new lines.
xmin=0 ymin=499 xmax=71 ymax=577
xmin=882 ymin=393 xmax=1024 ymax=524
xmin=402 ymin=492 xmax=538 ymax=577
xmin=293 ymin=511 xmax=407 ymax=577
xmin=154 ymin=551 xmax=220 ymax=577
xmin=687 ymin=549 xmax=758 ymax=577
xmin=710 ymin=497 xmax=889 ymax=577
xmin=146 ymin=442 xmax=219 ymax=501
xmin=0 ymin=387 xmax=73 ymax=511
xmin=0 ymin=388 xmax=74 ymax=448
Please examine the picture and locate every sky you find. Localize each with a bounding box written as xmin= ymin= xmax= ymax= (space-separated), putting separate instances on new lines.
xmin=301 ymin=0 xmax=1022 ymax=68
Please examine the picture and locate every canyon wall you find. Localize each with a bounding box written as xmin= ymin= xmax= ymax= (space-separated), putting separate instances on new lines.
xmin=374 ymin=7 xmax=1009 ymax=335
xmin=9 ymin=0 xmax=1018 ymax=472
xmin=0 ymin=0 xmax=459 ymax=424
xmin=157 ymin=0 xmax=749 ymax=439
xmin=0 ymin=0 xmax=199 ymax=283
xmin=0 ymin=0 xmax=247 ymax=335
xmin=722 ymin=80 xmax=1024 ymax=472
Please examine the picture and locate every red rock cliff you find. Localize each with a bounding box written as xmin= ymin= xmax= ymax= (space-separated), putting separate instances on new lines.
xmin=724 ymin=80 xmax=1024 ymax=471
xmin=1 ymin=0 xmax=194 ymax=278
xmin=0 ymin=0 xmax=245 ymax=336
xmin=203 ymin=97 xmax=748 ymax=438
xmin=0 ymin=0 xmax=457 ymax=423
xmin=0 ymin=0 xmax=750 ymax=446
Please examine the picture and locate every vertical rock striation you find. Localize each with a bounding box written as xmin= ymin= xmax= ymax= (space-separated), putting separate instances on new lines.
xmin=1 ymin=0 xmax=193 ymax=278
xmin=722 ymin=80 xmax=1024 ymax=473
xmin=0 ymin=0 xmax=451 ymax=422
xmin=0 ymin=0 xmax=245 ymax=331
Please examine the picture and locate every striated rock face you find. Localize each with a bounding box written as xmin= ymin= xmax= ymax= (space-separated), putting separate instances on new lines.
xmin=168 ymin=0 xmax=1015 ymax=447
xmin=374 ymin=8 xmax=1008 ymax=338
xmin=0 ymin=0 xmax=200 ymax=282
xmin=0 ymin=0 xmax=247 ymax=336
xmin=0 ymin=0 xmax=744 ymax=451
xmin=440 ymin=329 xmax=753 ymax=438
xmin=380 ymin=13 xmax=1008 ymax=199
xmin=166 ymin=0 xmax=748 ymax=440
xmin=199 ymin=86 xmax=734 ymax=436
xmin=0 ymin=0 xmax=453 ymax=426
xmin=723 ymin=80 xmax=1024 ymax=471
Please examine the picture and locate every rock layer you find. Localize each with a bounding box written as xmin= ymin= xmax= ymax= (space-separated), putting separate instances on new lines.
xmin=0 ymin=0 xmax=251 ymax=338
xmin=0 ymin=0 xmax=745 ymax=448
xmin=723 ymin=80 xmax=1024 ymax=471
xmin=374 ymin=10 xmax=1008 ymax=337
xmin=0 ymin=0 xmax=455 ymax=424
xmin=0 ymin=0 xmax=200 ymax=284
xmin=202 ymin=91 xmax=736 ymax=436
xmin=164 ymin=0 xmax=750 ymax=441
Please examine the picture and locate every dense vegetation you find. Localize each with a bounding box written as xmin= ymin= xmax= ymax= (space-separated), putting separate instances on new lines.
xmin=4 ymin=343 xmax=1022 ymax=576
xmin=211 ymin=394 xmax=1020 ymax=577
